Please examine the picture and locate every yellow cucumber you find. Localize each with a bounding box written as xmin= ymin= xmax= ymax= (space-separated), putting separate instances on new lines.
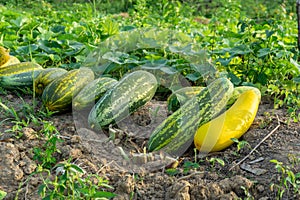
xmin=194 ymin=88 xmax=261 ymax=152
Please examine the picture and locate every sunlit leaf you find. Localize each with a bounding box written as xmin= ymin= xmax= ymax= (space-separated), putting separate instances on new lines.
xmin=10 ymin=16 xmax=28 ymax=28
xmin=290 ymin=58 xmax=300 ymax=74
xmin=102 ymin=19 xmax=119 ymax=36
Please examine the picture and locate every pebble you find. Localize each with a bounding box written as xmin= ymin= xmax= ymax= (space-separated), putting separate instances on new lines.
xmin=22 ymin=127 xmax=37 ymax=140
xmin=257 ymin=184 xmax=265 ymax=193
xmin=70 ymin=148 xmax=82 ymax=158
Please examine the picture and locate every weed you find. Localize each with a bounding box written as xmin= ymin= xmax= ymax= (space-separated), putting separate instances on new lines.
xmin=182 ymin=160 xmax=200 ymax=174
xmin=0 ymin=190 xmax=7 ymax=200
xmin=33 ymin=121 xmax=63 ymax=169
xmin=288 ymin=153 xmax=300 ymax=169
xmin=0 ymin=100 xmax=20 ymax=121
xmin=165 ymin=158 xmax=199 ymax=176
xmin=270 ymin=159 xmax=300 ymax=199
xmin=6 ymin=119 xmax=30 ymax=138
xmin=165 ymin=168 xmax=180 ymax=176
xmin=231 ymin=137 xmax=252 ymax=154
xmin=0 ymin=99 xmax=32 ymax=138
xmin=36 ymin=160 xmax=116 ymax=200
xmin=208 ymin=157 xmax=225 ymax=168
xmin=240 ymin=185 xmax=254 ymax=200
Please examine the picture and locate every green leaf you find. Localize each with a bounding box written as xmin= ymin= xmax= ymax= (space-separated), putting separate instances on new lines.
xmin=209 ymin=157 xmax=225 ymax=166
xmin=51 ymin=25 xmax=66 ymax=33
xmin=227 ymin=72 xmax=241 ymax=86
xmin=92 ymin=191 xmax=117 ymax=198
xmin=165 ymin=168 xmax=180 ymax=176
xmin=169 ymin=44 xmax=192 ymax=54
xmin=265 ymin=30 xmax=275 ymax=38
xmin=42 ymin=195 xmax=52 ymax=200
xmin=140 ymin=59 xmax=168 ymax=70
xmin=185 ymin=73 xmax=201 ymax=81
xmin=102 ymin=51 xmax=130 ymax=65
xmin=290 ymin=58 xmax=300 ymax=74
xmin=102 ymin=19 xmax=119 ymax=36
xmin=37 ymin=184 xmax=46 ymax=197
xmin=294 ymin=76 xmax=300 ymax=83
xmin=16 ymin=44 xmax=38 ymax=54
xmin=38 ymin=40 xmax=61 ymax=54
xmin=295 ymin=172 xmax=300 ymax=179
xmin=0 ymin=190 xmax=7 ymax=200
xmin=183 ymin=161 xmax=200 ymax=169
xmin=160 ymin=66 xmax=178 ymax=74
xmin=37 ymin=27 xmax=54 ymax=41
xmin=137 ymin=37 xmax=160 ymax=49
xmin=231 ymin=138 xmax=239 ymax=143
xmin=256 ymin=72 xmax=268 ymax=85
xmin=69 ymin=164 xmax=85 ymax=174
xmin=217 ymin=58 xmax=231 ymax=66
xmin=229 ymin=45 xmax=252 ymax=56
xmin=121 ymin=26 xmax=136 ymax=31
xmin=258 ymin=48 xmax=271 ymax=57
xmin=10 ymin=16 xmax=28 ymax=28
xmin=190 ymin=63 xmax=217 ymax=80
xmin=241 ymin=82 xmax=256 ymax=87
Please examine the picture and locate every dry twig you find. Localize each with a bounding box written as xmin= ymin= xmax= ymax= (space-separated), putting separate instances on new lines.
xmin=229 ymin=115 xmax=281 ymax=171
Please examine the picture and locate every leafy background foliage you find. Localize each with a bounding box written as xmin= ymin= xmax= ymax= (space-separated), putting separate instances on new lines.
xmin=0 ymin=0 xmax=299 ymax=120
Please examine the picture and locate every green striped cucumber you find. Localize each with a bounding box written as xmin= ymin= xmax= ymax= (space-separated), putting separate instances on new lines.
xmin=0 ymin=46 xmax=10 ymax=66
xmin=42 ymin=67 xmax=94 ymax=112
xmin=167 ymin=86 xmax=205 ymax=112
xmin=0 ymin=62 xmax=43 ymax=89
xmin=168 ymin=85 xmax=261 ymax=112
xmin=34 ymin=68 xmax=68 ymax=95
xmin=1 ymin=55 xmax=20 ymax=68
xmin=147 ymin=77 xmax=234 ymax=156
xmin=73 ymin=77 xmax=118 ymax=111
xmin=88 ymin=70 xmax=158 ymax=130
